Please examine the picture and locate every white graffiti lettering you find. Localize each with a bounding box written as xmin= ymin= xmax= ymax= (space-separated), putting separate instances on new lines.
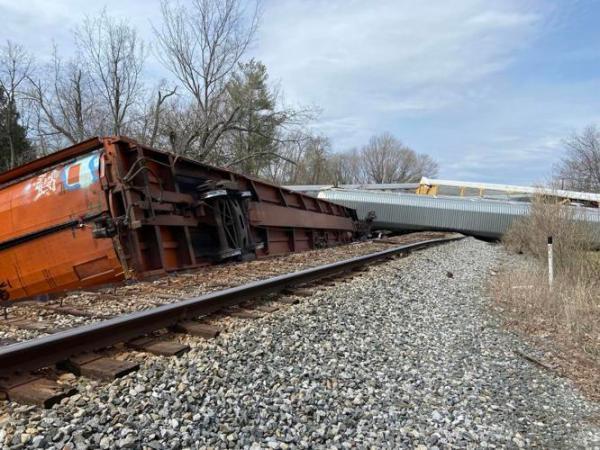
xmin=33 ymin=170 xmax=58 ymax=201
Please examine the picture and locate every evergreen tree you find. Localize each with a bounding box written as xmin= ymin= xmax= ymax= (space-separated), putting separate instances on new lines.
xmin=0 ymin=86 xmax=32 ymax=172
xmin=226 ymin=60 xmax=283 ymax=175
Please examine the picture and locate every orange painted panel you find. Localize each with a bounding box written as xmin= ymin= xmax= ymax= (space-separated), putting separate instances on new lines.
xmin=0 ymin=151 xmax=123 ymax=301
xmin=0 ymin=227 xmax=123 ymax=300
xmin=0 ymin=151 xmax=106 ymax=241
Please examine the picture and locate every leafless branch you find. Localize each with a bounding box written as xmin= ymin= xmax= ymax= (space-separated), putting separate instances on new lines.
xmin=76 ymin=9 xmax=146 ymax=135
xmin=0 ymin=40 xmax=33 ymax=168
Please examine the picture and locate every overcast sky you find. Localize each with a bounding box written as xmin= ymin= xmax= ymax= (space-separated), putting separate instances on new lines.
xmin=1 ymin=0 xmax=599 ymax=184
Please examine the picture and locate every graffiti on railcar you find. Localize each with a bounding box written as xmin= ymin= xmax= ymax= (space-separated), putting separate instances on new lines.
xmin=24 ymin=152 xmax=101 ymax=201
xmin=31 ymin=170 xmax=59 ymax=201
xmin=62 ymin=153 xmax=101 ymax=191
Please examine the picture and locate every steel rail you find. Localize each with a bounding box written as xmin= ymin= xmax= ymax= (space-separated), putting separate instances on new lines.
xmin=0 ymin=235 xmax=463 ymax=376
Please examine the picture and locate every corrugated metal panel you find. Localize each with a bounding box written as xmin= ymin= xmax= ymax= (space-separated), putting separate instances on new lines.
xmin=317 ymin=189 xmax=600 ymax=239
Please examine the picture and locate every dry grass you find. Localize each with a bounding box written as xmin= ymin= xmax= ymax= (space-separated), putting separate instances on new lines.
xmin=491 ymin=197 xmax=600 ymax=399
xmin=503 ymin=197 xmax=599 ymax=269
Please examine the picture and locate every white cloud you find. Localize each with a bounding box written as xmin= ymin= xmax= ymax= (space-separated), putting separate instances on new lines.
xmin=443 ymin=135 xmax=562 ymax=182
xmin=0 ymin=0 xmax=160 ymax=57
xmin=256 ymin=0 xmax=541 ymax=125
xmin=1 ymin=0 xmax=596 ymax=184
xmin=253 ymin=0 xmax=600 ymax=185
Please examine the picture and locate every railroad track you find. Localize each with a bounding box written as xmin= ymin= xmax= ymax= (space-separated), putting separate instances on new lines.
xmin=0 ymin=231 xmax=451 ymax=332
xmin=0 ymin=235 xmax=462 ymax=408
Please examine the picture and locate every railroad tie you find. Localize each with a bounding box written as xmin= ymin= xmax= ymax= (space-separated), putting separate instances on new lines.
xmin=127 ymin=337 xmax=190 ymax=357
xmin=0 ymin=375 xmax=76 ymax=408
xmin=171 ymin=321 xmax=221 ymax=339
xmin=59 ymin=353 xmax=139 ymax=381
xmin=255 ymin=305 xmax=279 ymax=313
xmin=41 ymin=305 xmax=100 ymax=318
xmin=4 ymin=317 xmax=63 ymax=333
xmin=228 ymin=309 xmax=264 ymax=319
xmin=282 ymin=287 xmax=314 ymax=297
xmin=277 ymin=297 xmax=300 ymax=305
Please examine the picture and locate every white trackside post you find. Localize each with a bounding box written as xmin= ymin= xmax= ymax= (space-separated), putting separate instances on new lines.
xmin=547 ymin=236 xmax=553 ymax=288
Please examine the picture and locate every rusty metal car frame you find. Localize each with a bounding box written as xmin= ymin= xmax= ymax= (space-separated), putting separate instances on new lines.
xmin=0 ymin=136 xmax=358 ymax=302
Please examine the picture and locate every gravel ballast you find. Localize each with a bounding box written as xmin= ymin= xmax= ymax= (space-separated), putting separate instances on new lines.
xmin=0 ymin=233 xmax=445 ymax=340
xmin=1 ymin=237 xmax=599 ymax=449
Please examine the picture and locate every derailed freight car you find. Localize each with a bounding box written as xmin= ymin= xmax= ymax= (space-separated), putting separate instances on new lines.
xmin=0 ymin=136 xmax=358 ymax=302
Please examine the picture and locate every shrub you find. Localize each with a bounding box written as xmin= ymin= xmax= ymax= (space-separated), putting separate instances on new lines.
xmin=494 ymin=195 xmax=599 ymax=371
xmin=503 ymin=196 xmax=599 ymax=275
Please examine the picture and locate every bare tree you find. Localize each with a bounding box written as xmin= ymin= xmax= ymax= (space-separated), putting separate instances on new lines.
xmin=155 ymin=0 xmax=260 ymax=158
xmin=135 ymin=81 xmax=177 ymax=147
xmin=329 ymin=149 xmax=365 ymax=185
xmin=413 ymin=153 xmax=439 ymax=180
xmin=261 ymin=130 xmax=304 ymax=183
xmin=0 ymin=41 xmax=33 ymax=168
xmin=28 ymin=16 xmax=170 ymax=150
xmin=555 ymin=125 xmax=600 ymax=192
xmin=262 ymin=131 xmax=439 ymax=186
xmin=161 ymin=97 xmax=207 ymax=155
xmin=361 ymin=132 xmax=438 ymax=183
xmin=284 ymin=135 xmax=334 ymax=185
xmin=76 ymin=10 xmax=146 ymax=136
xmin=27 ymin=48 xmax=105 ymax=145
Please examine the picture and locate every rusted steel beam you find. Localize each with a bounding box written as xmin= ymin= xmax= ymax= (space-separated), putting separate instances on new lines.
xmin=248 ymin=202 xmax=355 ymax=231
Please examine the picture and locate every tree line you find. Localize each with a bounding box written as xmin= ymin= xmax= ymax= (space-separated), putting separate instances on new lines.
xmin=2 ymin=0 xmax=599 ymax=191
xmin=0 ymin=0 xmax=440 ymax=185
xmin=554 ymin=125 xmax=600 ymax=193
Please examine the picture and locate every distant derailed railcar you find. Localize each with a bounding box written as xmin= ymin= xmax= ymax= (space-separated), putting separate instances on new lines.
xmin=0 ymin=136 xmax=357 ymax=302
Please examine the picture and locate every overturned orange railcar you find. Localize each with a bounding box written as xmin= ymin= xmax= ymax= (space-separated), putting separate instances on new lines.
xmin=0 ymin=136 xmax=357 ymax=302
